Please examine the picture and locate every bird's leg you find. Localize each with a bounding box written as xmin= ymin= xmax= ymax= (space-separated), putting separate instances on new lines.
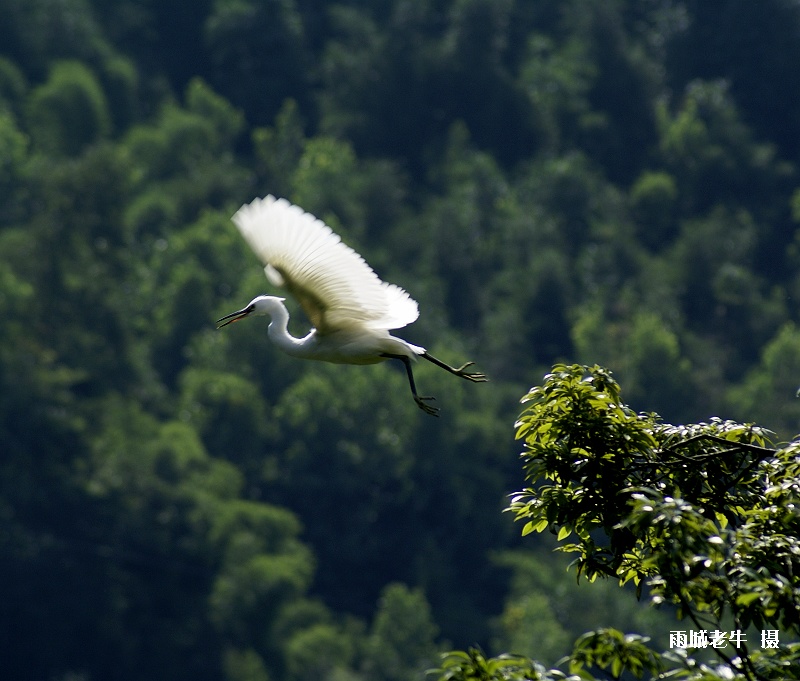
xmin=420 ymin=352 xmax=488 ymax=382
xmin=381 ymin=353 xmax=440 ymax=417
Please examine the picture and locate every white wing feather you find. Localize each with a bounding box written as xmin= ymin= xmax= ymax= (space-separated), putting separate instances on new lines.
xmin=233 ymin=195 xmax=419 ymax=332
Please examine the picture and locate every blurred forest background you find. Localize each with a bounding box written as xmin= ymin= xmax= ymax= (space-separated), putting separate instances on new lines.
xmin=2 ymin=1 xmax=800 ymax=679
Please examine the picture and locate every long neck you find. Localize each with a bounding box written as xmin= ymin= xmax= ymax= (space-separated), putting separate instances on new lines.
xmin=265 ymin=303 xmax=312 ymax=356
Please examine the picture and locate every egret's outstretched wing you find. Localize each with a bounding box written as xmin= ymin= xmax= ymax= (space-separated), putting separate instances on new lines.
xmin=233 ymin=196 xmax=419 ymax=333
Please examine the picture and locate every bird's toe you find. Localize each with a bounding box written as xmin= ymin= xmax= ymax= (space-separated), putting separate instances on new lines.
xmin=451 ymin=362 xmax=488 ymax=382
xmin=415 ymin=395 xmax=440 ymax=417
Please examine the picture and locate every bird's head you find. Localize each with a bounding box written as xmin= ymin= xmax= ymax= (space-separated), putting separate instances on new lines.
xmin=216 ymin=295 xmax=286 ymax=328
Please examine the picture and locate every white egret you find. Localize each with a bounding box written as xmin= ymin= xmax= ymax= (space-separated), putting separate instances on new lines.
xmin=217 ymin=195 xmax=487 ymax=416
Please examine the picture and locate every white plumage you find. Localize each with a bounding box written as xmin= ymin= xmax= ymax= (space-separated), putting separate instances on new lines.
xmin=233 ymin=196 xmax=418 ymax=332
xmin=217 ymin=195 xmax=487 ymax=416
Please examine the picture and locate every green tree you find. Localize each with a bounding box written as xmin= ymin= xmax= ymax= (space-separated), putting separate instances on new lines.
xmin=629 ymin=170 xmax=679 ymax=250
xmin=0 ymin=0 xmax=111 ymax=74
xmin=657 ymin=79 xmax=788 ymax=219
xmin=318 ymin=1 xmax=443 ymax=176
xmin=492 ymin=549 xmax=672 ymax=668
xmin=667 ymin=206 xmax=786 ymax=381
xmin=519 ymin=32 xmax=596 ymax=156
xmin=284 ymin=622 xmax=356 ymax=681
xmin=253 ymin=98 xmax=306 ymax=198
xmin=204 ymin=0 xmax=310 ymax=124
xmin=728 ymin=322 xmax=800 ymax=441
xmin=439 ymin=0 xmax=537 ymax=165
xmin=572 ymin=308 xmax=694 ymax=420
xmin=416 ymin=123 xmax=510 ymax=332
xmin=87 ymin=397 xmax=319 ymax=681
xmin=667 ymin=0 xmax=800 ymax=163
xmin=434 ymin=364 xmax=800 ymax=681
xmin=27 ymin=60 xmax=111 ymax=155
xmin=22 ymin=142 xmax=139 ymax=397
xmin=121 ymin=78 xmax=248 ymax=221
xmin=0 ymin=109 xmax=28 ymax=225
xmin=0 ymin=56 xmax=27 ymax=117
xmin=363 ymin=583 xmax=439 ymax=681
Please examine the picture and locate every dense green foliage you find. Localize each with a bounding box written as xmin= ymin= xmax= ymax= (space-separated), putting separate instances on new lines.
xmin=436 ymin=365 xmax=800 ymax=681
xmin=2 ymin=1 xmax=800 ymax=680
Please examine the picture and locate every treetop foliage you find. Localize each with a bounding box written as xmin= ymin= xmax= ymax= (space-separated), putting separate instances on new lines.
xmin=457 ymin=364 xmax=800 ymax=681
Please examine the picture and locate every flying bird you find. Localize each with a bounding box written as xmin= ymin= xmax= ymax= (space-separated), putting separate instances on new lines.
xmin=216 ymin=195 xmax=487 ymax=416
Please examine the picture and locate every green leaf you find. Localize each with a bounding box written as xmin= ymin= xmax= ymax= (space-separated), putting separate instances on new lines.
xmin=736 ymin=592 xmax=762 ymax=607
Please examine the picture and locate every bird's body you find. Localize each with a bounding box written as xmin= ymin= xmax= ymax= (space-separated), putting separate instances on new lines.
xmin=217 ymin=195 xmax=486 ymax=415
xmin=252 ymin=294 xmax=425 ymax=365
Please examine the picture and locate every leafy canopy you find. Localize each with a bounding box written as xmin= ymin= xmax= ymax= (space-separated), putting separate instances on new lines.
xmin=435 ymin=364 xmax=800 ymax=681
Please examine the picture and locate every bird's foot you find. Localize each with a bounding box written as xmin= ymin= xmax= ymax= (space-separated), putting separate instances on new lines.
xmin=415 ymin=395 xmax=440 ymax=417
xmin=453 ymin=362 xmax=488 ymax=382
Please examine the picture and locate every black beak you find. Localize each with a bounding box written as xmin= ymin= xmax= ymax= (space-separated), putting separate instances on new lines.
xmin=216 ymin=304 xmax=254 ymax=329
